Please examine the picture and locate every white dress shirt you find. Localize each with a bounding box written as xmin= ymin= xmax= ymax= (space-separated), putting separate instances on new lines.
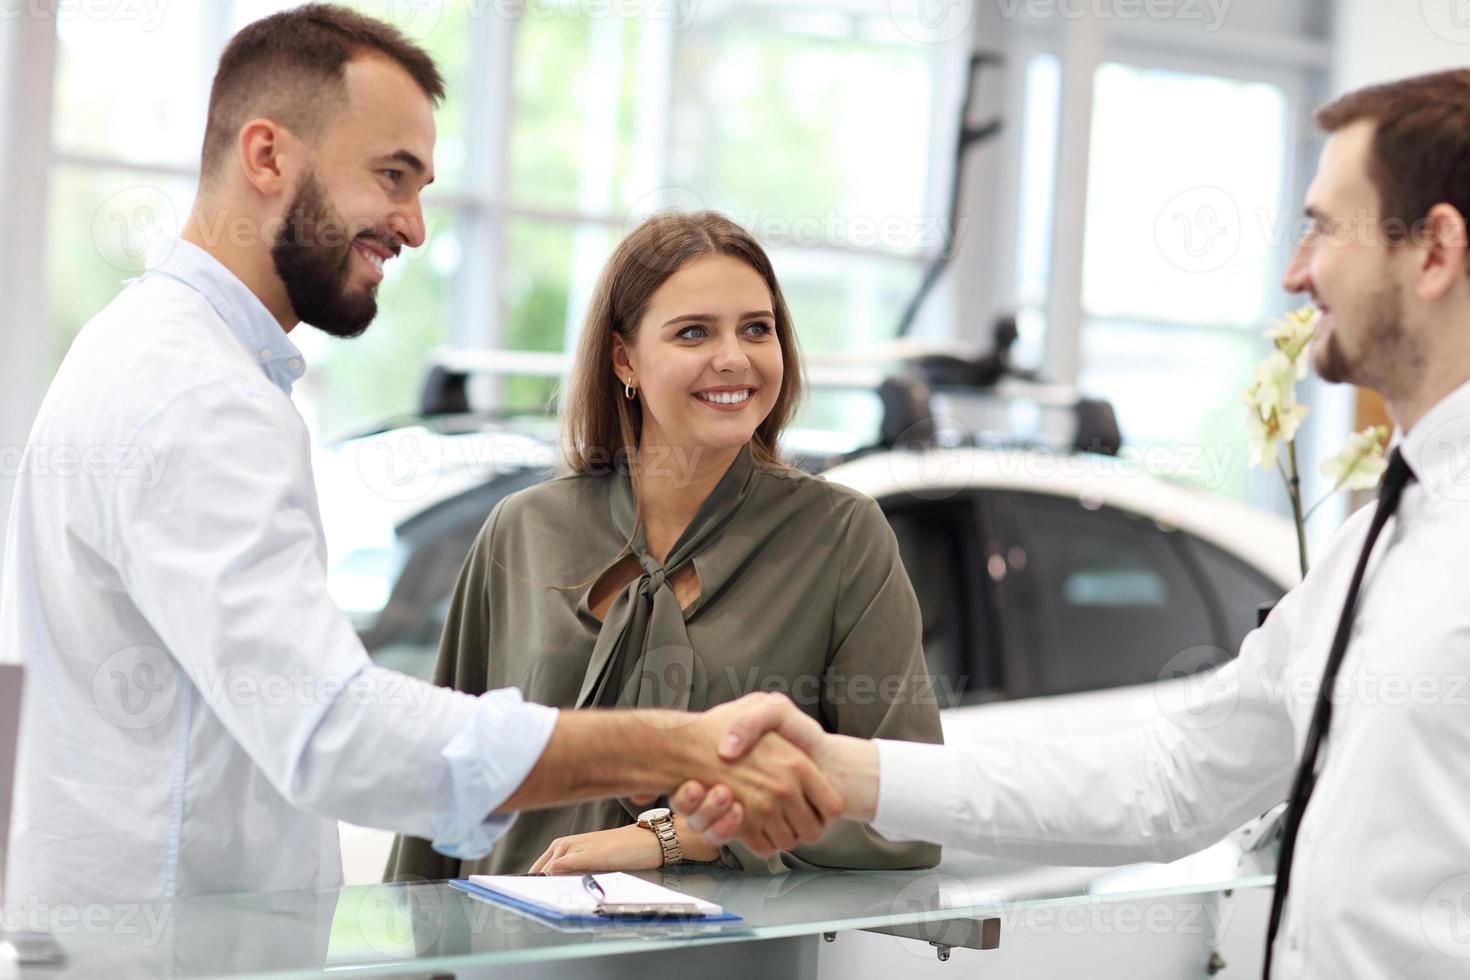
xmin=872 ymin=378 xmax=1470 ymax=978
xmin=0 ymin=238 xmax=557 ymax=907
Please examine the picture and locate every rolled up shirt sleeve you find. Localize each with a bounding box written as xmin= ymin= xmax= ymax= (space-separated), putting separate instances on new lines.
xmin=109 ymin=378 xmax=555 ymax=855
xmin=432 ymin=688 xmax=557 ymax=857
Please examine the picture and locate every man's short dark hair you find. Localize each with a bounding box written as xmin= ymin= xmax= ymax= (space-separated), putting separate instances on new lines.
xmin=200 ymin=3 xmax=445 ymax=182
xmin=1317 ymin=69 xmax=1470 ymax=253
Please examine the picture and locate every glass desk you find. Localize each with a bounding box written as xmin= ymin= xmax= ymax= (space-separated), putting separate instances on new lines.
xmin=4 ymin=840 xmax=1276 ymax=979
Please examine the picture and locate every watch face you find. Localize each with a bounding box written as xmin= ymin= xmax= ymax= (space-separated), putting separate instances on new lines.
xmin=638 ymin=807 xmax=672 ymax=823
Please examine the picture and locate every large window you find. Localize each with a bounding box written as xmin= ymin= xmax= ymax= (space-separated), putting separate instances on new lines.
xmin=1079 ymin=60 xmax=1294 ymax=502
xmin=1003 ymin=13 xmax=1326 ymax=512
xmin=43 ymin=1 xmax=1329 ymax=513
xmin=51 ymin=1 xmax=953 ymax=438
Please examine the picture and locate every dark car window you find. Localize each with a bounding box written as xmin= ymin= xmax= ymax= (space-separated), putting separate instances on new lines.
xmin=986 ymin=491 xmax=1225 ymax=699
xmin=882 ymin=496 xmax=1000 ymax=708
xmin=1181 ymin=535 xmax=1285 ymax=657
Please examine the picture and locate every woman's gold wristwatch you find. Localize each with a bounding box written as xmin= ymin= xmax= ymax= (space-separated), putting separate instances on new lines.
xmin=637 ymin=807 xmax=684 ymax=866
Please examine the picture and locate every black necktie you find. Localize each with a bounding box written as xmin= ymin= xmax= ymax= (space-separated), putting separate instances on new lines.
xmin=1262 ymin=448 xmax=1415 ymax=978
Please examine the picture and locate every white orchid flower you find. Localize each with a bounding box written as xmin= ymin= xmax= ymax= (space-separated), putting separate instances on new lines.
xmin=1263 ymin=304 xmax=1319 ymax=379
xmin=1321 ymin=425 xmax=1390 ymax=492
xmin=1246 ymin=350 xmax=1299 ymax=419
xmin=1246 ymin=399 xmax=1310 ymax=470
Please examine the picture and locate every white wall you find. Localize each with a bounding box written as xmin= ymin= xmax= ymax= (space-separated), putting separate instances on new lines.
xmin=1333 ymin=0 xmax=1470 ymax=90
xmin=0 ymin=9 xmax=56 ymax=576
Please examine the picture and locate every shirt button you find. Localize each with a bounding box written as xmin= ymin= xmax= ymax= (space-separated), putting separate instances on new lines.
xmin=288 ymin=359 xmax=302 ymax=371
xmin=259 ymin=348 xmax=272 ymax=360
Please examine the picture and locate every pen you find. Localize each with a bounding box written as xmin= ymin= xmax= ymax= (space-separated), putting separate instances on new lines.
xmin=582 ymin=873 xmax=606 ymax=907
xmin=578 ymin=873 xmax=704 ymax=918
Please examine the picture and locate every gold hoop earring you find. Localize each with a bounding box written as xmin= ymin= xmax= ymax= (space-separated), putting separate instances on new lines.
xmin=624 ymin=377 xmax=636 ymax=400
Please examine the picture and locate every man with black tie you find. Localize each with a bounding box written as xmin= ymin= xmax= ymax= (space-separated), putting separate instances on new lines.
xmin=701 ymin=69 xmax=1470 ymax=978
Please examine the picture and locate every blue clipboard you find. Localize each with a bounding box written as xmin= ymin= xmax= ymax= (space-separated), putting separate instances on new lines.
xmin=448 ymin=878 xmax=744 ymax=926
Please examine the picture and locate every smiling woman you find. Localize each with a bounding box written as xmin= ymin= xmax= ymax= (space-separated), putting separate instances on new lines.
xmin=613 ymin=254 xmax=782 ymax=448
xmin=386 ymin=211 xmax=944 ymax=880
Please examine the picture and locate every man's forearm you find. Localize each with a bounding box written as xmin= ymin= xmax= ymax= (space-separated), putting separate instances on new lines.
xmin=494 ymin=709 xmax=701 ymax=813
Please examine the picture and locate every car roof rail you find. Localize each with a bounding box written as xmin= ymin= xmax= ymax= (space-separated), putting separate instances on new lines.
xmin=877 ymin=373 xmax=935 ymax=447
xmin=418 ymin=347 xmax=915 ymax=415
xmin=419 ymin=348 xmax=569 ymax=417
xmin=1073 ymin=397 xmax=1122 ymax=456
xmin=415 ymin=341 xmax=1122 ymax=456
xmin=808 ymin=317 xmax=1123 ymax=456
xmin=865 ymin=374 xmax=1121 ymax=456
xmin=420 ymin=362 xmax=472 ymax=417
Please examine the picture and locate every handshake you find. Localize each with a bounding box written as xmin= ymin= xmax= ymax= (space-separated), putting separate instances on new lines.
xmin=661 ymin=693 xmax=881 ymax=854
xmin=500 ymin=692 xmax=880 ymax=857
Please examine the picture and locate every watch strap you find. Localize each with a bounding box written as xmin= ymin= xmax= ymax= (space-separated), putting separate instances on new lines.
xmin=640 ymin=813 xmax=684 ymax=866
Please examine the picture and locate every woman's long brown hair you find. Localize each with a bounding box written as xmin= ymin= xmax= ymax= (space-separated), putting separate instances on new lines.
xmin=561 ymin=209 xmax=805 ymax=477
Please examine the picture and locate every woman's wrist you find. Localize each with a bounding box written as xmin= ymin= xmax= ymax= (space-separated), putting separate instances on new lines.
xmin=671 ymin=815 xmax=721 ymax=862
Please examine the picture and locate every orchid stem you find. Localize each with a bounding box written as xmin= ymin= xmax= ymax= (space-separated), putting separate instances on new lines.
xmin=1301 ymin=484 xmax=1344 ymax=524
xmin=1284 ymin=439 xmax=1309 ymax=578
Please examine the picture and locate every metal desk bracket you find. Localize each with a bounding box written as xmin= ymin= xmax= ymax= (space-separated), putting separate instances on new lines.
xmin=859 ymin=916 xmax=1001 ymax=962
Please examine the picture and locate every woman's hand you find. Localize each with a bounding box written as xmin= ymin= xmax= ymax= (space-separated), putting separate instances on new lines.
xmin=529 ymin=825 xmax=664 ymax=875
xmin=528 ymin=818 xmax=722 ymax=875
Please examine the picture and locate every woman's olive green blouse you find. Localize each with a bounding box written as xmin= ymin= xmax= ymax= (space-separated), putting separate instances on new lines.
xmin=386 ymin=446 xmax=942 ymax=878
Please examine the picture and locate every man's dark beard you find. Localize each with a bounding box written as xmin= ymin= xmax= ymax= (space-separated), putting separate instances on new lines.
xmin=1314 ymin=278 xmax=1421 ymax=390
xmin=271 ymin=173 xmax=378 ymax=339
xmin=1316 ymin=331 xmax=1352 ymax=384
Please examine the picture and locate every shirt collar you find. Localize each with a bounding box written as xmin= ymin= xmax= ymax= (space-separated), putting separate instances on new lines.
xmin=1396 ymin=376 xmax=1470 ymax=500
xmin=142 ymin=237 xmax=306 ymax=395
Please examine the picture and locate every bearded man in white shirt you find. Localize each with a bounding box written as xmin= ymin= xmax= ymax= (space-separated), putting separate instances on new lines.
xmin=0 ymin=3 xmax=842 ymax=909
xmin=704 ymin=70 xmax=1470 ymax=978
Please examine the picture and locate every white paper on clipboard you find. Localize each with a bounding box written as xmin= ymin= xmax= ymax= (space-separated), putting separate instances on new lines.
xmin=465 ymin=872 xmax=725 ymax=918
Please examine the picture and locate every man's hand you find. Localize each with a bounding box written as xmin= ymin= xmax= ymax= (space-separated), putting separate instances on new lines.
xmin=493 ymin=695 xmax=846 ymax=856
xmin=671 ymin=696 xmax=845 ymax=856
xmin=671 ymin=693 xmax=879 ymax=846
xmin=716 ymin=690 xmax=828 ymax=758
xmin=665 ymin=693 xmax=829 ymax=847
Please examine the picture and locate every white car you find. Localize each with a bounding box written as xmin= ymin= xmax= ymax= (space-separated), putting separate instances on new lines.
xmin=325 ymin=424 xmax=1297 ymax=884
xmin=824 ymin=447 xmax=1296 ymax=744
